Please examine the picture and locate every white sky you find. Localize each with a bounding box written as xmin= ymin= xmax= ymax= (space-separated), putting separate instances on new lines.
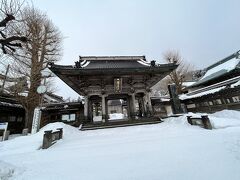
xmin=31 ymin=0 xmax=240 ymax=99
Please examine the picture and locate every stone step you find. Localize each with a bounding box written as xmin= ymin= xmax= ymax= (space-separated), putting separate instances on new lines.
xmin=81 ymin=120 xmax=162 ymax=131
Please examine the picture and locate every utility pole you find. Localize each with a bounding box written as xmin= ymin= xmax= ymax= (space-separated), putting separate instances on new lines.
xmin=1 ymin=64 xmax=10 ymax=93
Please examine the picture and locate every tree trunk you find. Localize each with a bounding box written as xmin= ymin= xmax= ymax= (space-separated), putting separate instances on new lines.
xmin=24 ymin=106 xmax=35 ymax=131
xmin=24 ymin=107 xmax=29 ymax=129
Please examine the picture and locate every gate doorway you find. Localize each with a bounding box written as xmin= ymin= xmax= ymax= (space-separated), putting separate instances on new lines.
xmin=106 ymin=97 xmax=129 ymax=121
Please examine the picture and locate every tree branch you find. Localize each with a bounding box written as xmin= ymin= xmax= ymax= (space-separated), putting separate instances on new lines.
xmin=0 ymin=14 xmax=15 ymax=27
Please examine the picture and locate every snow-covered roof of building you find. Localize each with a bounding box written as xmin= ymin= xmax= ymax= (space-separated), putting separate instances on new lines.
xmin=180 ymin=86 xmax=226 ymax=100
xmin=0 ymin=94 xmax=23 ymax=108
xmin=190 ymin=51 xmax=240 ymax=87
xmin=151 ymin=95 xmax=170 ymax=100
xmin=182 ymin=81 xmax=196 ymax=87
xmin=42 ymin=101 xmax=83 ymax=111
xmin=180 ymin=75 xmax=240 ymax=100
xmin=151 ymin=96 xmax=171 ymax=105
xmin=77 ymin=56 xmax=151 ymax=69
xmin=0 ymin=101 xmax=23 ymax=108
xmin=43 ymin=92 xmax=64 ymax=104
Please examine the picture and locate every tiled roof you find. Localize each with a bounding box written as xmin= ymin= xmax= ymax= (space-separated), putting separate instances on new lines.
xmin=76 ymin=56 xmax=150 ymax=69
xmin=80 ymin=60 xmax=150 ymax=69
xmin=79 ymin=56 xmax=146 ymax=61
xmin=0 ymin=95 xmax=23 ymax=108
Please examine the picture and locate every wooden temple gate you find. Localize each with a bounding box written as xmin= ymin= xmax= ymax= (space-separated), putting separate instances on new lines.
xmin=49 ymin=56 xmax=177 ymax=125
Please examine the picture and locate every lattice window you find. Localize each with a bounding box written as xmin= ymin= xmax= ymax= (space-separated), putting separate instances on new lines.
xmin=61 ymin=114 xmax=76 ymax=122
xmin=213 ymin=99 xmax=222 ymax=105
xmin=232 ymin=96 xmax=240 ymax=103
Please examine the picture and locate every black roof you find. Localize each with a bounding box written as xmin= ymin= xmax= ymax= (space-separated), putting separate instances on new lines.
xmin=0 ymin=94 xmax=23 ymax=108
xmin=80 ymin=60 xmax=150 ymax=69
xmin=49 ymin=56 xmax=178 ymax=76
xmin=42 ymin=102 xmax=83 ymax=111
xmin=77 ymin=55 xmax=150 ymax=69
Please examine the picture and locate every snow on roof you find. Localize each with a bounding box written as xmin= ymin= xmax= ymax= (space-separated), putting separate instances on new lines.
xmin=180 ymin=75 xmax=240 ymax=100
xmin=43 ymin=93 xmax=64 ymax=104
xmin=0 ymin=101 xmax=23 ymax=108
xmin=0 ymin=80 xmax=16 ymax=89
xmin=182 ymin=81 xmax=196 ymax=87
xmin=231 ymin=80 xmax=240 ymax=88
xmin=190 ymin=51 xmax=240 ymax=87
xmin=160 ymin=98 xmax=170 ymax=102
xmin=180 ymin=86 xmax=226 ymax=100
xmin=200 ymin=58 xmax=239 ymax=81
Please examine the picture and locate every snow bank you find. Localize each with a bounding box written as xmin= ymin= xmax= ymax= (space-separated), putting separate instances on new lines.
xmin=163 ymin=110 xmax=240 ymax=129
xmin=212 ymin=110 xmax=240 ymax=119
xmin=0 ymin=111 xmax=240 ymax=180
xmin=39 ymin=122 xmax=80 ymax=137
xmin=209 ymin=110 xmax=240 ymax=129
xmin=0 ymin=122 xmax=80 ymax=156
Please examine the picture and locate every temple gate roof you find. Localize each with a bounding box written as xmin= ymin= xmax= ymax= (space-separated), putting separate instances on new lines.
xmin=49 ymin=55 xmax=178 ymax=95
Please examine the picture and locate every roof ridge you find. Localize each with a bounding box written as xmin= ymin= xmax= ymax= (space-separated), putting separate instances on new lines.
xmin=79 ymin=55 xmax=146 ymax=61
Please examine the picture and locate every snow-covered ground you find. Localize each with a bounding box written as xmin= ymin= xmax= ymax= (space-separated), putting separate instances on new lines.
xmin=1 ymin=110 xmax=240 ymax=180
xmin=109 ymin=113 xmax=125 ymax=120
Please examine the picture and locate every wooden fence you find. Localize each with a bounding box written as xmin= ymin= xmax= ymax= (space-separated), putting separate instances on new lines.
xmin=187 ymin=115 xmax=212 ymax=129
xmin=42 ymin=128 xmax=63 ymax=149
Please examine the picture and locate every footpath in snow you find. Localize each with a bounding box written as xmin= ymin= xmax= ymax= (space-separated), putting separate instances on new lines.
xmin=0 ymin=110 xmax=240 ymax=180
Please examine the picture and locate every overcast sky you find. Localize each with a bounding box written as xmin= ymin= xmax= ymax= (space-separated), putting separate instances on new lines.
xmin=32 ymin=0 xmax=240 ymax=99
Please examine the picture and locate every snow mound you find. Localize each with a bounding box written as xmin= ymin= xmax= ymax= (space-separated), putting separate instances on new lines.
xmin=211 ymin=110 xmax=240 ymax=120
xmin=39 ymin=122 xmax=80 ymax=137
xmin=163 ymin=110 xmax=240 ymax=129
xmin=0 ymin=122 xmax=80 ymax=156
xmin=209 ymin=110 xmax=240 ymax=129
xmin=163 ymin=115 xmax=189 ymax=125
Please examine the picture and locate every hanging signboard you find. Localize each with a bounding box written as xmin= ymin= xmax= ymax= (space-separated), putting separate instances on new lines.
xmin=31 ymin=107 xmax=42 ymax=134
xmin=114 ymin=78 xmax=122 ymax=93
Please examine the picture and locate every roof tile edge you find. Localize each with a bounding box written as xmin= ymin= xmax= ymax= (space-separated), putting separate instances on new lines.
xmin=79 ymin=55 xmax=146 ymax=61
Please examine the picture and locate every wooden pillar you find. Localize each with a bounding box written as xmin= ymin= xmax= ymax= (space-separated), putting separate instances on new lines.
xmin=146 ymin=92 xmax=153 ymax=112
xmin=84 ymin=96 xmax=88 ymax=120
xmin=131 ymin=93 xmax=137 ymax=118
xmin=144 ymin=92 xmax=153 ymax=117
xmin=138 ymin=96 xmax=145 ymax=117
xmin=127 ymin=96 xmax=131 ymax=118
xmin=102 ymin=95 xmax=106 ymax=122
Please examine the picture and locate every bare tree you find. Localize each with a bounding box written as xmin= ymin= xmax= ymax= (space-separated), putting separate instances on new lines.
xmin=0 ymin=0 xmax=27 ymax=54
xmin=163 ymin=50 xmax=193 ymax=94
xmin=8 ymin=7 xmax=62 ymax=129
xmin=151 ymin=77 xmax=170 ymax=97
